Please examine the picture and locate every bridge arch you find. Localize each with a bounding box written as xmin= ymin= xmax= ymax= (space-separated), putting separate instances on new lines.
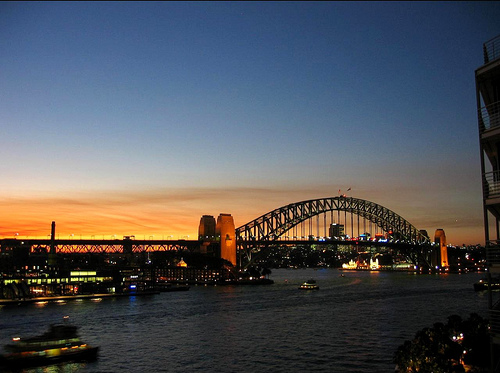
xmin=236 ymin=196 xmax=430 ymax=244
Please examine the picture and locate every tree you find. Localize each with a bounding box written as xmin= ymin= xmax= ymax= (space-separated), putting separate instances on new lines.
xmin=394 ymin=314 xmax=490 ymax=372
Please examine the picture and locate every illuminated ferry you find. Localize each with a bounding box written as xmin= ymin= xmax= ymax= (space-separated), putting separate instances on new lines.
xmin=473 ymin=276 xmax=500 ymax=291
xmin=0 ymin=318 xmax=98 ymax=368
xmin=299 ymin=279 xmax=319 ymax=290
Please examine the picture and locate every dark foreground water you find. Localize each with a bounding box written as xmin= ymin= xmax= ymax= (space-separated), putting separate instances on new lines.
xmin=0 ymin=269 xmax=490 ymax=373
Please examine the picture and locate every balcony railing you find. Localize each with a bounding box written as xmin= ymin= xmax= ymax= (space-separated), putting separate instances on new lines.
xmin=485 ymin=242 xmax=500 ymax=266
xmin=483 ymin=171 xmax=500 ymax=199
xmin=483 ymin=34 xmax=500 ymax=64
xmin=491 ymin=300 xmax=500 ymax=337
xmin=478 ymin=101 xmax=500 ymax=132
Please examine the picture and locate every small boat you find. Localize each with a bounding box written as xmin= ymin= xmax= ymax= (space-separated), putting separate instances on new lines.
xmin=157 ymin=283 xmax=190 ymax=292
xmin=299 ymin=279 xmax=319 ymax=290
xmin=0 ymin=317 xmax=99 ymax=369
xmin=473 ymin=276 xmax=500 ymax=291
xmin=236 ymin=278 xmax=274 ymax=285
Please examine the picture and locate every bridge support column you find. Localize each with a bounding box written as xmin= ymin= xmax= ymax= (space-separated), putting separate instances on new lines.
xmin=198 ymin=215 xmax=216 ymax=254
xmin=434 ymin=229 xmax=448 ymax=268
xmin=216 ymin=214 xmax=236 ymax=266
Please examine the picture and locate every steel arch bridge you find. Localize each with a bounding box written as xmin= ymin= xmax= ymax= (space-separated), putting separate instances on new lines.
xmin=236 ymin=196 xmax=430 ymax=244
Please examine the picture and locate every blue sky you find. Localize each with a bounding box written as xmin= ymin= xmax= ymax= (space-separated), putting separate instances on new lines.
xmin=1 ymin=2 xmax=499 ymax=243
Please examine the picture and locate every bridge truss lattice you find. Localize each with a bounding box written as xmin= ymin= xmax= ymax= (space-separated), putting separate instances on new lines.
xmin=236 ymin=196 xmax=430 ymax=244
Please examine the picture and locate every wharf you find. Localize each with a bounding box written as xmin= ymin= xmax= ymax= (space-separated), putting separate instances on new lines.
xmin=0 ymin=291 xmax=160 ymax=305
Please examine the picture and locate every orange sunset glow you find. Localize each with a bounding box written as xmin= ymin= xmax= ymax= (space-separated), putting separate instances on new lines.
xmin=0 ymin=185 xmax=485 ymax=245
xmin=1 ymin=4 xmax=499 ymax=373
xmin=0 ymin=2 xmax=494 ymax=248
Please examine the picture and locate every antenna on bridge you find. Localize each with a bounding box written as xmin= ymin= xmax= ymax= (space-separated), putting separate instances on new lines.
xmin=338 ymin=188 xmax=351 ymax=198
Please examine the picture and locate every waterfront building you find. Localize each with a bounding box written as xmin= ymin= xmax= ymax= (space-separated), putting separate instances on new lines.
xmin=1 ymin=269 xmax=116 ymax=298
xmin=154 ymin=266 xmax=230 ymax=284
xmin=342 ymin=259 xmax=357 ymax=270
xmin=369 ymin=257 xmax=380 ymax=270
xmin=476 ymin=34 xmax=500 ymax=367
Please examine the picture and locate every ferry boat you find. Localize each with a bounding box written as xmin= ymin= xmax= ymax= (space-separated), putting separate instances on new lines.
xmin=0 ymin=318 xmax=99 ymax=368
xmin=473 ymin=276 xmax=500 ymax=291
xmin=299 ymin=279 xmax=319 ymax=290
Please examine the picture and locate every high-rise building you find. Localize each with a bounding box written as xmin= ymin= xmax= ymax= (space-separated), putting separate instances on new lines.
xmin=329 ymin=223 xmax=344 ymax=238
xmin=476 ymin=34 xmax=500 ymax=367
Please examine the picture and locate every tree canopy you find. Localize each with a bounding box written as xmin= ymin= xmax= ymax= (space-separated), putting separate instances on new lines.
xmin=393 ymin=313 xmax=491 ymax=373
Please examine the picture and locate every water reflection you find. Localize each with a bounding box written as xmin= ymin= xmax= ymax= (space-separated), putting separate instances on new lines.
xmin=0 ymin=270 xmax=488 ymax=373
xmin=6 ymin=362 xmax=87 ymax=373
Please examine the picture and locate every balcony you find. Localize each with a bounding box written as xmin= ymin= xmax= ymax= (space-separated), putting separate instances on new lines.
xmin=483 ymin=171 xmax=500 ymax=200
xmin=485 ymin=242 xmax=500 ymax=274
xmin=479 ymin=101 xmax=500 ymax=133
xmin=483 ymin=34 xmax=500 ymax=64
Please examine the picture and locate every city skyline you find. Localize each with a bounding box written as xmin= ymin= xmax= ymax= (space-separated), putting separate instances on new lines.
xmin=2 ymin=2 xmax=500 ymax=244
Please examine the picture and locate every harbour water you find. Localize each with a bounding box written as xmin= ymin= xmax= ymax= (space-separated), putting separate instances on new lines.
xmin=0 ymin=269 xmax=489 ymax=373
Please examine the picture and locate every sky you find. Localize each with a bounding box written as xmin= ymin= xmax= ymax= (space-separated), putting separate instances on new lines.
xmin=1 ymin=1 xmax=499 ymax=245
